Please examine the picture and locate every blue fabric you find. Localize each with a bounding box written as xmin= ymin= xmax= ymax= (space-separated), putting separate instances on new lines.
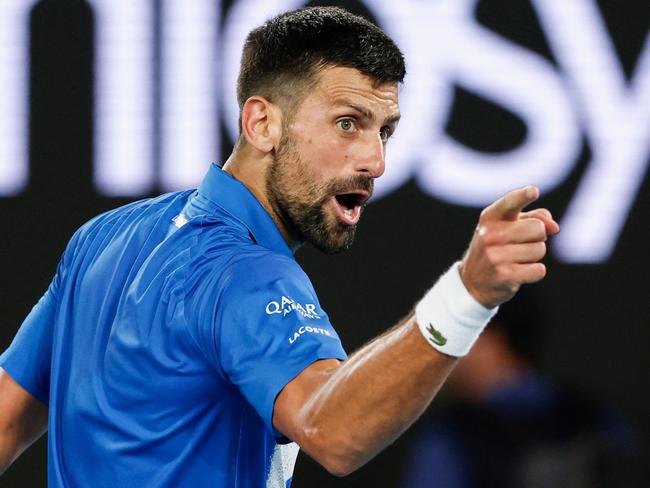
xmin=0 ymin=164 xmax=347 ymax=487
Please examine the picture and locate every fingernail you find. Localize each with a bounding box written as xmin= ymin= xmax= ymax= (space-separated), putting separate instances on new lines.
xmin=526 ymin=185 xmax=536 ymax=198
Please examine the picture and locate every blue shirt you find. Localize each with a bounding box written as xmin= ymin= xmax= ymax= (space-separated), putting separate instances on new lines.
xmin=0 ymin=164 xmax=347 ymax=487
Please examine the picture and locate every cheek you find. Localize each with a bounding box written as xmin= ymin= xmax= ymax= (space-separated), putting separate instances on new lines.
xmin=300 ymin=134 xmax=349 ymax=174
xmin=289 ymin=121 xmax=351 ymax=183
xmin=299 ymin=139 xmax=341 ymax=175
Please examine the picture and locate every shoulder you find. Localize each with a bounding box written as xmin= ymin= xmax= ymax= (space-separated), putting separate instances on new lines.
xmin=47 ymin=191 xmax=192 ymax=280
xmin=219 ymin=248 xmax=312 ymax=297
xmin=212 ymin=249 xmax=328 ymax=326
xmin=63 ymin=191 xmax=191 ymax=254
xmin=79 ymin=191 xmax=192 ymax=237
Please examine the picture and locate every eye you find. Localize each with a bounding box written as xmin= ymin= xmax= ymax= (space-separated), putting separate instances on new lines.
xmin=336 ymin=118 xmax=356 ymax=133
xmin=380 ymin=126 xmax=393 ymax=143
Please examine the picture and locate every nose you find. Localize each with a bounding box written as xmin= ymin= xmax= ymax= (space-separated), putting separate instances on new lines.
xmin=354 ymin=132 xmax=385 ymax=178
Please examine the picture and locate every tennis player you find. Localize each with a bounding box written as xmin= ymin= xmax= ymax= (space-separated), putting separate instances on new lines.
xmin=0 ymin=6 xmax=559 ymax=487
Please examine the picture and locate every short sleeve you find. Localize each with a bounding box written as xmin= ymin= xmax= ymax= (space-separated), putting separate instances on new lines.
xmin=206 ymin=253 xmax=347 ymax=438
xmin=0 ymin=227 xmax=82 ymax=404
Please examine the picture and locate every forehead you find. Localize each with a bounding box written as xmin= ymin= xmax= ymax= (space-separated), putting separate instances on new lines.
xmin=303 ymin=66 xmax=400 ymax=117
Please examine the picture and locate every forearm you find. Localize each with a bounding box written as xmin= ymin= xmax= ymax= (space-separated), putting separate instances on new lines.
xmin=295 ymin=312 xmax=456 ymax=475
xmin=0 ymin=427 xmax=21 ymax=476
xmin=0 ymin=368 xmax=48 ymax=476
xmin=0 ymin=419 xmax=44 ymax=477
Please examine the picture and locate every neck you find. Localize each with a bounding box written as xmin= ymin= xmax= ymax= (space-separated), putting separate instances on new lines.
xmin=222 ymin=149 xmax=302 ymax=252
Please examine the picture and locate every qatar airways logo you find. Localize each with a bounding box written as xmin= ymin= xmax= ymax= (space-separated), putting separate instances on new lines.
xmin=265 ymin=295 xmax=322 ymax=320
xmin=1 ymin=0 xmax=649 ymax=264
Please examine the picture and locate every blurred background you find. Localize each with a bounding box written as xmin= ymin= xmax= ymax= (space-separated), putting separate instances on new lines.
xmin=0 ymin=0 xmax=648 ymax=486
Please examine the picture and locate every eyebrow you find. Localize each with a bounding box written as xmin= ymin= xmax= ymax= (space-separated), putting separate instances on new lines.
xmin=345 ymin=102 xmax=401 ymax=126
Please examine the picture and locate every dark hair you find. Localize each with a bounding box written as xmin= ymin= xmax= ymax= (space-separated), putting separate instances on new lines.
xmin=236 ymin=6 xmax=405 ymax=118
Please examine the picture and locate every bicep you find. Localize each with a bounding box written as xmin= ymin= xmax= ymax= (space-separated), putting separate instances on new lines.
xmin=0 ymin=368 xmax=48 ymax=475
xmin=272 ymin=358 xmax=341 ymax=441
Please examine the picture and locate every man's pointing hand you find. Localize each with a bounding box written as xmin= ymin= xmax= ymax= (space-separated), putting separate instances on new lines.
xmin=459 ymin=185 xmax=560 ymax=309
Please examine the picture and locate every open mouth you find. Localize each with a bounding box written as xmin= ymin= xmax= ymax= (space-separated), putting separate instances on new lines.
xmin=332 ymin=192 xmax=369 ymax=226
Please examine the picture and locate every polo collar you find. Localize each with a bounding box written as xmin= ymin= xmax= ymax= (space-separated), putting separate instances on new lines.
xmin=192 ymin=163 xmax=294 ymax=259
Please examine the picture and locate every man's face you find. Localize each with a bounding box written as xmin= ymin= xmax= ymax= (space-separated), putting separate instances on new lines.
xmin=266 ymin=66 xmax=400 ymax=254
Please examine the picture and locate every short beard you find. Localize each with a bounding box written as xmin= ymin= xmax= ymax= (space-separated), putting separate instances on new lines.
xmin=266 ymin=135 xmax=372 ymax=254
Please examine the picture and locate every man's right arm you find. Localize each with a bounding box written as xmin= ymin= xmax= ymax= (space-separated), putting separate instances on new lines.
xmin=0 ymin=368 xmax=48 ymax=476
xmin=273 ymin=186 xmax=560 ymax=476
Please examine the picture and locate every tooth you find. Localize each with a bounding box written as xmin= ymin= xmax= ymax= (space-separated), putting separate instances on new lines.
xmin=344 ymin=208 xmax=353 ymax=218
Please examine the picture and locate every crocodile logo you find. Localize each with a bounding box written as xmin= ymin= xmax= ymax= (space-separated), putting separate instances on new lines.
xmin=426 ymin=323 xmax=447 ymax=347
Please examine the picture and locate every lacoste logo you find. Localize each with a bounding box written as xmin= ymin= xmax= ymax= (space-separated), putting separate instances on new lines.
xmin=288 ymin=325 xmax=333 ymax=345
xmin=426 ymin=323 xmax=447 ymax=347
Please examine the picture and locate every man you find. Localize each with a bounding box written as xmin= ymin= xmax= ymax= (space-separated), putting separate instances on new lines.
xmin=0 ymin=6 xmax=559 ymax=487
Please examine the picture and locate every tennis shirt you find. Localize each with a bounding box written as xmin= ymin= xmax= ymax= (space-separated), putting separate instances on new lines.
xmin=0 ymin=163 xmax=348 ymax=487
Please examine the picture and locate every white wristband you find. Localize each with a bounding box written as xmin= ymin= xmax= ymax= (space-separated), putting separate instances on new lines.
xmin=415 ymin=262 xmax=498 ymax=357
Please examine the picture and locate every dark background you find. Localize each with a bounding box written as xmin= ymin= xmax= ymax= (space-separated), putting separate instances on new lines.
xmin=1 ymin=0 xmax=648 ymax=486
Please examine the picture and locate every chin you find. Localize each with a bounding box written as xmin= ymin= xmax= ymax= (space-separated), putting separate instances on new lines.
xmin=309 ymin=225 xmax=357 ymax=255
xmin=288 ymin=200 xmax=359 ymax=254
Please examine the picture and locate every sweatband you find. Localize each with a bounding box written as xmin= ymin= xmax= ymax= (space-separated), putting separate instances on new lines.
xmin=415 ymin=262 xmax=498 ymax=357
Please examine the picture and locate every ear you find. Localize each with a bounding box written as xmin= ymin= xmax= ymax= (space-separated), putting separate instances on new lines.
xmin=240 ymin=96 xmax=282 ymax=153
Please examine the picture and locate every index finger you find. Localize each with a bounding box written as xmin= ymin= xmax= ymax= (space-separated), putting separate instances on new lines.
xmin=484 ymin=185 xmax=539 ymax=221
